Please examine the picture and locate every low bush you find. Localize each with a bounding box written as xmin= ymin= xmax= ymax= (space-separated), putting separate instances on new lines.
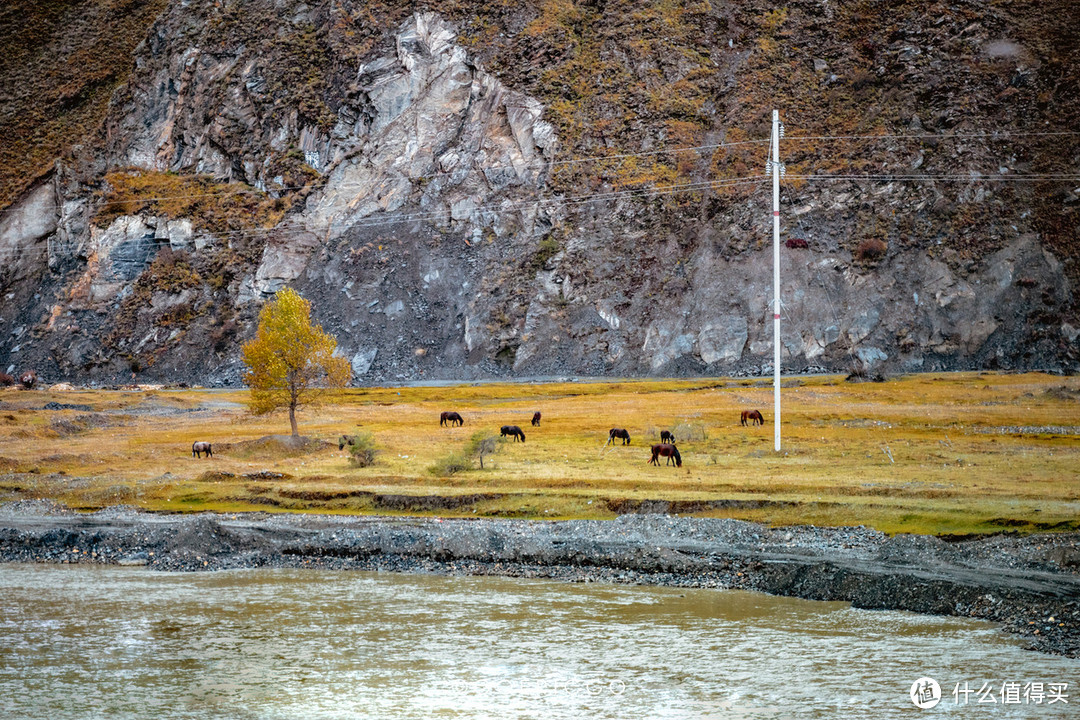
xmin=672 ymin=421 xmax=708 ymax=442
xmin=428 ymin=451 xmax=471 ymax=476
xmin=346 ymin=432 xmax=378 ymax=467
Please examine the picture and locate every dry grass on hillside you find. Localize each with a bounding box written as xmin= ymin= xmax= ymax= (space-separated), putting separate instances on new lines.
xmin=0 ymin=372 xmax=1077 ymax=535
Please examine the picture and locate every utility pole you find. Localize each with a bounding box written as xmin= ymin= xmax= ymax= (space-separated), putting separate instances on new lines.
xmin=771 ymin=109 xmax=783 ymax=453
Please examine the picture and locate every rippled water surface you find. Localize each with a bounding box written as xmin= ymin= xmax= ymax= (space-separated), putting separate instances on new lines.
xmin=0 ymin=564 xmax=1075 ymax=719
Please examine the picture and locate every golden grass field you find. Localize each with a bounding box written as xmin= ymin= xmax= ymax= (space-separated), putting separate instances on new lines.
xmin=1 ymin=372 xmax=1078 ymax=536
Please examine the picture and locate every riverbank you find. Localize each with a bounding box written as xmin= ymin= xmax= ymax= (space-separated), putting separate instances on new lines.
xmin=1 ymin=502 xmax=1077 ymax=658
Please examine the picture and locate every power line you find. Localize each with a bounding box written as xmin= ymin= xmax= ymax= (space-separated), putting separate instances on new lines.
xmin=0 ymin=176 xmax=769 ymax=260
xmin=787 ymin=173 xmax=1080 ymax=181
xmin=3 ymin=137 xmax=772 ymax=216
xmin=551 ymin=138 xmax=770 ymax=165
xmin=785 ymin=130 xmax=1080 ymax=141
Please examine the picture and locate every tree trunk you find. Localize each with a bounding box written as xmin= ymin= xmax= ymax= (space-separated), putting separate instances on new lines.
xmin=289 ymin=402 xmax=299 ymax=437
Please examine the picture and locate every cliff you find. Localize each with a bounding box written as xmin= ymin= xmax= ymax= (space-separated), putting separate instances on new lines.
xmin=1 ymin=0 xmax=1077 ymax=384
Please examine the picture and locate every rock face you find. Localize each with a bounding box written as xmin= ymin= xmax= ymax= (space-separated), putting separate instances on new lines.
xmin=0 ymin=0 xmax=1077 ymax=383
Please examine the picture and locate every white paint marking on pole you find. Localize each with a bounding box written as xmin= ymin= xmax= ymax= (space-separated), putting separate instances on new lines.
xmin=772 ymin=109 xmax=782 ymax=453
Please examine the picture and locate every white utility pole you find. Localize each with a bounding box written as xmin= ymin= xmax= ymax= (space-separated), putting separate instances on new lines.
xmin=771 ymin=109 xmax=782 ymax=453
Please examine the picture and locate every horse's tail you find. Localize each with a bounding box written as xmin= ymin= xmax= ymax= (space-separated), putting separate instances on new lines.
xmin=673 ymin=446 xmax=682 ymax=467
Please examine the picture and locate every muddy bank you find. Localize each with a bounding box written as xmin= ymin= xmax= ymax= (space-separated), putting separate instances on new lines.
xmin=0 ymin=502 xmax=1077 ymax=657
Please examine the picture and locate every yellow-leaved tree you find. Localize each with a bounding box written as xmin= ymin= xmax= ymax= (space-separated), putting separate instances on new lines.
xmin=241 ymin=288 xmax=351 ymax=437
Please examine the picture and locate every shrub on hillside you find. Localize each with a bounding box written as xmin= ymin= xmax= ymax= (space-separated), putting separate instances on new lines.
xmin=855 ymin=238 xmax=888 ymax=261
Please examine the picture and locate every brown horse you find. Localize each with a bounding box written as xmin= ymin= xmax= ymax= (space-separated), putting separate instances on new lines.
xmin=0 ymin=372 xmax=14 ymax=387
xmin=192 ymin=441 xmax=213 ymax=458
xmin=649 ymin=443 xmax=682 ymax=467
xmin=531 ymin=412 xmax=541 ymax=427
xmin=608 ymin=428 xmax=630 ymax=445
xmin=19 ymin=370 xmax=37 ymax=390
xmin=741 ymin=410 xmax=764 ymax=426
xmin=339 ymin=435 xmax=359 ymax=450
xmin=660 ymin=430 xmax=675 ymax=443
xmin=500 ymin=425 xmax=525 ymax=442
xmin=440 ymin=411 xmax=464 ymax=427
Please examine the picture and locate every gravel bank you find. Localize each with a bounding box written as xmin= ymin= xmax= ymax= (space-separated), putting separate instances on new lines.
xmin=1 ymin=501 xmax=1077 ymax=657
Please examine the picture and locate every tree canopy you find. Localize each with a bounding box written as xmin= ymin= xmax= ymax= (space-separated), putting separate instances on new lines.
xmin=241 ymin=288 xmax=350 ymax=436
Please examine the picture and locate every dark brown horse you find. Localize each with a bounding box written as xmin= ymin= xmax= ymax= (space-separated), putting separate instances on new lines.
xmin=608 ymin=428 xmax=630 ymax=445
xmin=660 ymin=430 xmax=675 ymax=443
xmin=440 ymin=411 xmax=464 ymax=427
xmin=0 ymin=372 xmax=14 ymax=387
xmin=531 ymin=412 xmax=541 ymax=427
xmin=339 ymin=435 xmax=359 ymax=450
xmin=741 ymin=410 xmax=764 ymax=426
xmin=649 ymin=443 xmax=682 ymax=467
xmin=500 ymin=425 xmax=525 ymax=442
xmin=192 ymin=441 xmax=213 ymax=458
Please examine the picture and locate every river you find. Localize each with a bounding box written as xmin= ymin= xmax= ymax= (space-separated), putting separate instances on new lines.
xmin=0 ymin=564 xmax=1074 ymax=719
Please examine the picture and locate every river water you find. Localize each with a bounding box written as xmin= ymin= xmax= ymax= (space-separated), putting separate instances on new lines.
xmin=0 ymin=564 xmax=1074 ymax=719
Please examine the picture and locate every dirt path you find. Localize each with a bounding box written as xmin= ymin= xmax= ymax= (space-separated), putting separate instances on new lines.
xmin=1 ymin=502 xmax=1077 ymax=657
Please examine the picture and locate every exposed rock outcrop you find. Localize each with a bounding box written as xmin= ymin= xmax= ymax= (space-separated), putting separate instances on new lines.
xmin=1 ymin=0 xmax=1077 ymax=383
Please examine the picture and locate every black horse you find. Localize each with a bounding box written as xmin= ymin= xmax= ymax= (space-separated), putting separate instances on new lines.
xmin=649 ymin=443 xmax=682 ymax=467
xmin=440 ymin=411 xmax=464 ymax=427
xmin=660 ymin=430 xmax=675 ymax=443
xmin=741 ymin=410 xmax=764 ymax=426
xmin=501 ymin=425 xmax=526 ymax=442
xmin=192 ymin=441 xmax=213 ymax=458
xmin=608 ymin=428 xmax=630 ymax=445
xmin=531 ymin=412 xmax=542 ymax=427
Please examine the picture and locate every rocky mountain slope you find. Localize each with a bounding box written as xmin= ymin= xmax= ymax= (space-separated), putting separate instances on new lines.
xmin=1 ymin=0 xmax=1077 ymax=384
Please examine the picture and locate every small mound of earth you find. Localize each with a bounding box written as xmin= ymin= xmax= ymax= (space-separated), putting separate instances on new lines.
xmin=160 ymin=516 xmax=272 ymax=558
xmin=221 ymin=435 xmax=332 ymax=457
xmin=0 ymin=499 xmax=74 ymax=516
xmin=1044 ymin=386 xmax=1080 ymax=401
xmin=43 ymin=401 xmax=93 ymax=411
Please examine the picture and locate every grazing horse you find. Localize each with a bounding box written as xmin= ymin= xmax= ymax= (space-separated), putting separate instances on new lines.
xmin=440 ymin=411 xmax=464 ymax=427
xmin=192 ymin=441 xmax=213 ymax=458
xmin=531 ymin=411 xmax=542 ymax=427
xmin=608 ymin=428 xmax=631 ymax=445
xmin=0 ymin=372 xmax=14 ymax=387
xmin=649 ymin=443 xmax=682 ymax=467
xmin=660 ymin=430 xmax=675 ymax=444
xmin=19 ymin=370 xmax=37 ymax=390
xmin=500 ymin=425 xmax=526 ymax=442
xmin=741 ymin=410 xmax=764 ymax=426
xmin=339 ymin=435 xmax=358 ymax=451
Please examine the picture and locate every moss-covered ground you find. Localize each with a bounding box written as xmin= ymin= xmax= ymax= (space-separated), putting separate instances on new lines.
xmin=1 ymin=372 xmax=1077 ymax=536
